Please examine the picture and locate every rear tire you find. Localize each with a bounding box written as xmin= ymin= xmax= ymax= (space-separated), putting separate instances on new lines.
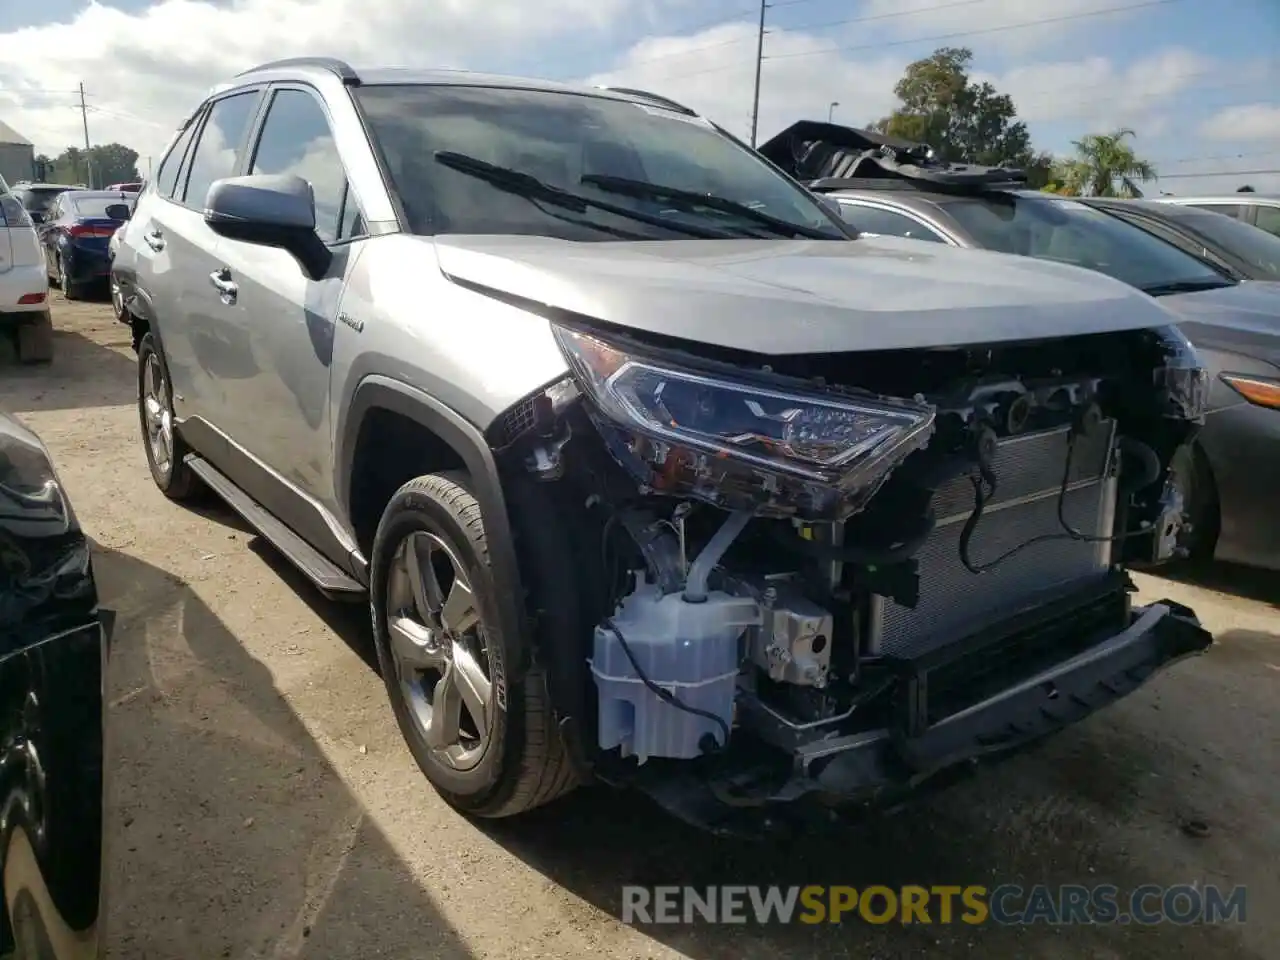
xmin=16 ymin=312 xmax=54 ymax=365
xmin=369 ymin=471 xmax=577 ymax=818
xmin=137 ymin=333 xmax=200 ymax=501
xmin=58 ymin=257 xmax=84 ymax=301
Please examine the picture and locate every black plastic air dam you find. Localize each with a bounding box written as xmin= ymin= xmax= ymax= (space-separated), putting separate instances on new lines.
xmin=816 ymin=598 xmax=1211 ymax=795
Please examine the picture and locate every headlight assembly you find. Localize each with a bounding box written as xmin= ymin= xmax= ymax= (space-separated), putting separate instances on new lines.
xmin=553 ymin=325 xmax=935 ymax=519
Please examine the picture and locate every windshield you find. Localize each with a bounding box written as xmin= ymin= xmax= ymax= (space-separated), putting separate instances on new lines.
xmin=16 ymin=187 xmax=68 ymax=215
xmin=1165 ymin=208 xmax=1280 ymax=281
xmin=354 ymin=84 xmax=848 ymax=241
xmin=938 ymin=195 xmax=1230 ymax=293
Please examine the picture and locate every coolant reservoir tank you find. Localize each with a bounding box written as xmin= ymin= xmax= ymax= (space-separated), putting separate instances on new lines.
xmin=591 ymin=574 xmax=760 ymax=763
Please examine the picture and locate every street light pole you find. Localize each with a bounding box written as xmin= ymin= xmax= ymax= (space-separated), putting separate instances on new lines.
xmin=749 ymin=0 xmax=767 ymax=148
xmin=828 ymin=101 xmax=839 ymax=122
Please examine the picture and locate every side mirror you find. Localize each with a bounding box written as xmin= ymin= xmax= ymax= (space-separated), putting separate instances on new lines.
xmin=203 ymin=174 xmax=331 ymax=279
xmin=104 ymin=203 xmax=131 ymax=221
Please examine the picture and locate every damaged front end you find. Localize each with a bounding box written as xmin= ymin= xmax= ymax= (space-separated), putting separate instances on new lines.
xmin=492 ymin=319 xmax=1214 ymax=836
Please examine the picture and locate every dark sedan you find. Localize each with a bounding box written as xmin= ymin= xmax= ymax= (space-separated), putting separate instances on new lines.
xmin=760 ymin=120 xmax=1280 ymax=571
xmin=35 ymin=191 xmax=132 ymax=300
xmin=1081 ymin=197 xmax=1280 ymax=283
xmin=0 ymin=410 xmax=111 ymax=958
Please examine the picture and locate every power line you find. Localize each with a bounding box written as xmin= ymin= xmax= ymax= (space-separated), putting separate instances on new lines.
xmin=1157 ymin=168 xmax=1280 ymax=179
xmin=764 ymin=0 xmax=1182 ymax=62
xmin=1158 ymin=150 xmax=1280 ymax=166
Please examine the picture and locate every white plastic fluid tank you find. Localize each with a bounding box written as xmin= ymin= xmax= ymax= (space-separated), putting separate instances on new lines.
xmin=590 ymin=573 xmax=760 ymax=763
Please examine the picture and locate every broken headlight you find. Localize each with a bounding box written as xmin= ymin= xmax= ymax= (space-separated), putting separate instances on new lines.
xmin=554 ymin=325 xmax=935 ymax=519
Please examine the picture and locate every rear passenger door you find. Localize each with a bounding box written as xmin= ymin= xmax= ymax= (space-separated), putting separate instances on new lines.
xmin=146 ymin=89 xmax=263 ymax=438
xmin=212 ymin=84 xmax=367 ymax=535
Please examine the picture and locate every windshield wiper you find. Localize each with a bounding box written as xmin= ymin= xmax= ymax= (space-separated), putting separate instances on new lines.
xmin=433 ymin=152 xmax=731 ymax=239
xmin=1140 ymin=278 xmax=1236 ymax=296
xmin=580 ymin=173 xmax=838 ymax=240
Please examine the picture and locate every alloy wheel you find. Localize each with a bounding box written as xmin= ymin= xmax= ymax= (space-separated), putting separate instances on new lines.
xmin=141 ymin=351 xmax=174 ymax=479
xmin=385 ymin=531 xmax=494 ymax=771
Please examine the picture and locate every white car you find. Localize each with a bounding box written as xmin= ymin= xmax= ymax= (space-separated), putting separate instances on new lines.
xmin=0 ymin=174 xmax=53 ymax=363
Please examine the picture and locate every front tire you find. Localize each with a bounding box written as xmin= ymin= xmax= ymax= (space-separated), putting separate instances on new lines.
xmin=1168 ymin=443 xmax=1216 ymax=563
xmin=369 ymin=472 xmax=576 ymax=818
xmin=137 ymin=333 xmax=199 ymax=501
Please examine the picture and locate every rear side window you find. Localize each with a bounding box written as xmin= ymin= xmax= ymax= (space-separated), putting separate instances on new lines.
xmin=155 ymin=121 xmax=200 ymax=199
xmin=1188 ymin=203 xmax=1240 ymax=219
xmin=181 ymin=92 xmax=260 ymax=208
xmin=248 ymin=88 xmax=350 ymax=243
xmin=1254 ymin=206 xmax=1280 ymax=238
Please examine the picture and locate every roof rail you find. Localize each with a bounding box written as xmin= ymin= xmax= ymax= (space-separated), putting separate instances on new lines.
xmin=237 ymin=57 xmax=360 ymax=85
xmin=599 ymin=86 xmax=696 ymax=116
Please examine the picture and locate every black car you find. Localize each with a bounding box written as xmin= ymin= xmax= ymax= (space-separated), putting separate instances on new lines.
xmin=35 ymin=191 xmax=133 ymax=301
xmin=7 ymin=184 xmax=76 ymax=227
xmin=0 ymin=410 xmax=110 ymax=958
xmin=1081 ymin=197 xmax=1280 ymax=282
xmin=761 ymin=120 xmax=1280 ymax=572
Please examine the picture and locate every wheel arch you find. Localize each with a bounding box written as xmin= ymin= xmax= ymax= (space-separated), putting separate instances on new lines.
xmin=338 ymin=376 xmax=532 ymax=680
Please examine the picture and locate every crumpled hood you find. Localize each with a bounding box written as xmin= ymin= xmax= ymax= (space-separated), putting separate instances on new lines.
xmin=430 ymin=234 xmax=1181 ymax=354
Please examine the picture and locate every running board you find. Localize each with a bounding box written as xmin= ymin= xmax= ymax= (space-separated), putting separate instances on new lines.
xmin=185 ymin=454 xmax=365 ymax=598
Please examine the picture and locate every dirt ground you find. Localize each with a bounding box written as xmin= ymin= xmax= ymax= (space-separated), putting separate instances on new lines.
xmin=1 ymin=293 xmax=1277 ymax=960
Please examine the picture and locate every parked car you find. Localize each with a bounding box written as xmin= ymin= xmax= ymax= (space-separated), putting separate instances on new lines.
xmin=113 ymin=59 xmax=1212 ymax=835
xmin=1081 ymin=197 xmax=1280 ymax=282
xmin=7 ymin=183 xmax=77 ymax=226
xmin=36 ymin=190 xmax=133 ymax=301
xmin=762 ymin=121 xmax=1280 ymax=572
xmin=0 ymin=409 xmax=111 ymax=958
xmin=1154 ymin=194 xmax=1280 ymax=239
xmin=0 ymin=176 xmax=54 ymax=363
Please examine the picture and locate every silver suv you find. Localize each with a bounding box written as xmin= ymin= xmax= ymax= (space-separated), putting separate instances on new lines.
xmin=113 ymin=58 xmax=1214 ymax=834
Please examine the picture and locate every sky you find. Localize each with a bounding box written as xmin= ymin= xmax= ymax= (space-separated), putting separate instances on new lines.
xmin=0 ymin=0 xmax=1277 ymax=193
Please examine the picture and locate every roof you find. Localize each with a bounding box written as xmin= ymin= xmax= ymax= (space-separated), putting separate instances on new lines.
xmin=232 ymin=58 xmax=697 ymax=113
xmin=1156 ymin=194 xmax=1280 ymax=205
xmin=0 ymin=118 xmax=33 ymax=147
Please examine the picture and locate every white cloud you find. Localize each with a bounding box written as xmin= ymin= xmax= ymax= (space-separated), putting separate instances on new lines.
xmin=0 ymin=0 xmax=650 ymax=162
xmin=584 ymin=24 xmax=908 ymax=145
xmin=858 ymin=0 xmax=1160 ymax=54
xmin=1200 ymin=104 xmax=1280 ymax=143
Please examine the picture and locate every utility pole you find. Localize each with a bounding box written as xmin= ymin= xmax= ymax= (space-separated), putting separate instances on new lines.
xmin=78 ymin=82 xmax=93 ymax=188
xmin=749 ymin=0 xmax=767 ymax=148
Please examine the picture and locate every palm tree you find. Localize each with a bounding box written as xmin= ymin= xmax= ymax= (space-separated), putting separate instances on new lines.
xmin=1053 ymin=128 xmax=1157 ymax=198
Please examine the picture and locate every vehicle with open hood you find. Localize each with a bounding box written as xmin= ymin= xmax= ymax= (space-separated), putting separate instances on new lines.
xmin=111 ymin=60 xmax=1213 ymax=834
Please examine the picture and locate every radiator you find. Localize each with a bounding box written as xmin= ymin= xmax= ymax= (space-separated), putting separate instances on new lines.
xmin=867 ymin=421 xmax=1118 ymax=660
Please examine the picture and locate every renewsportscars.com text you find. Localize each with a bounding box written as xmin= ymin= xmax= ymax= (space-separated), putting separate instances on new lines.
xmin=622 ymin=884 xmax=1247 ymax=926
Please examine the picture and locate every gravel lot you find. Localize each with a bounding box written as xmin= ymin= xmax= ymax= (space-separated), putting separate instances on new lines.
xmin=2 ymin=293 xmax=1277 ymax=960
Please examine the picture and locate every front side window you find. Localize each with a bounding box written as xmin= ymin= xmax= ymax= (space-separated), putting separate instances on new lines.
xmin=182 ymin=92 xmax=260 ymax=208
xmin=939 ymin=195 xmax=1232 ymax=294
xmin=354 ymin=84 xmax=848 ymax=242
xmin=1172 ymin=207 xmax=1280 ymax=280
xmin=836 ymin=202 xmax=945 ymax=242
xmin=249 ymin=88 xmax=350 ymax=243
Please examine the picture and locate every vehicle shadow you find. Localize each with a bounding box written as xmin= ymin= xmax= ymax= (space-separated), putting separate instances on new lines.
xmin=157 ymin=504 xmax=1271 ymax=960
xmin=93 ymin=543 xmax=473 ymax=960
xmin=0 ymin=316 xmax=137 ymax=411
xmin=1152 ymin=560 xmax=1280 ymax=610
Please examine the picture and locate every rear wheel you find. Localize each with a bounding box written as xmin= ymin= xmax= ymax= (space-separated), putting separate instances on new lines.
xmin=58 ymin=256 xmax=84 ymax=301
xmin=137 ymin=333 xmax=199 ymax=501
xmin=369 ymin=472 xmax=577 ymax=818
xmin=15 ymin=311 xmax=54 ymax=365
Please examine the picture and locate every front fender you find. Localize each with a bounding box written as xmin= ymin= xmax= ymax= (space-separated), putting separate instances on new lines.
xmin=336 ymin=376 xmax=532 ymax=680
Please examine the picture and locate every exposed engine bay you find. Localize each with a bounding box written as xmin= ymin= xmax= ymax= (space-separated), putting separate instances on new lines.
xmin=493 ymin=320 xmax=1213 ymax=835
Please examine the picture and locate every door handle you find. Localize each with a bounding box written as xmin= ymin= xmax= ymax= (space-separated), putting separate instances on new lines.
xmin=209 ymin=268 xmax=238 ymax=304
xmin=144 ymin=230 xmax=164 ymax=252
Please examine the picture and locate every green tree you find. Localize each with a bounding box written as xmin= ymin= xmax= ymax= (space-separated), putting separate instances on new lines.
xmin=872 ymin=46 xmax=1043 ymax=177
xmin=1053 ymin=128 xmax=1156 ymax=198
xmin=48 ymin=143 xmax=140 ymax=187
